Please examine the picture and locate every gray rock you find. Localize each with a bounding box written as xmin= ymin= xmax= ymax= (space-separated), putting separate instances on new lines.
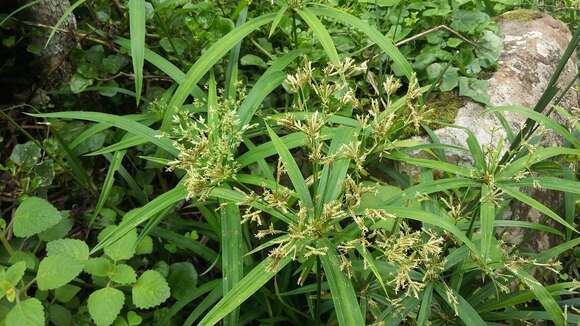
xmin=426 ymin=10 xmax=577 ymax=163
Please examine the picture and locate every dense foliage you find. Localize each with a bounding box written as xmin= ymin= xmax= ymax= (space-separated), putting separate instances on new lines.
xmin=0 ymin=0 xmax=578 ymax=325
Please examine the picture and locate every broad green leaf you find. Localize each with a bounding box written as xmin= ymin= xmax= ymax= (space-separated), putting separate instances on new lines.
xmin=13 ymin=197 xmax=63 ymax=238
xmin=48 ymin=304 xmax=72 ymax=326
xmin=6 ymin=298 xmax=45 ymax=326
xmin=297 ymin=8 xmax=340 ymax=65
xmin=132 ymin=270 xmax=171 ymax=309
xmin=99 ymin=225 xmax=138 ymax=261
xmin=459 ymin=77 xmax=490 ymax=105
xmin=36 ymin=255 xmax=83 ymax=290
xmin=318 ymin=240 xmax=365 ymax=326
xmin=38 ymin=218 xmax=73 ymax=242
xmin=164 ymin=13 xmax=276 ymax=130
xmin=109 ymin=264 xmax=137 ymax=285
xmin=510 ymin=268 xmax=566 ymax=326
xmin=46 ymin=239 xmax=89 ymax=261
xmin=266 ymin=125 xmax=313 ymax=209
xmin=88 ymin=287 xmax=125 ymax=326
xmin=128 ymin=0 xmax=146 ymax=104
xmin=199 ymin=255 xmax=292 ymax=326
xmin=168 ymin=262 xmax=198 ymax=301
xmin=54 ymin=284 xmax=81 ymax=303
xmin=84 ymin=257 xmax=114 ymax=277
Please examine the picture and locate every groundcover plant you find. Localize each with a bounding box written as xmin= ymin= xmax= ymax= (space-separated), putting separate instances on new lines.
xmin=0 ymin=0 xmax=578 ymax=325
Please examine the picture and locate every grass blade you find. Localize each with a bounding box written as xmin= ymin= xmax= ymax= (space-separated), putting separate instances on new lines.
xmin=89 ymin=150 xmax=124 ymax=227
xmin=266 ymin=125 xmax=313 ymax=209
xmin=198 ymin=255 xmax=293 ymax=326
xmin=128 ymin=0 xmax=146 ymax=105
xmin=417 ymin=283 xmax=433 ymax=326
xmin=220 ymin=195 xmax=243 ymax=326
xmin=499 ymin=185 xmax=577 ymax=233
xmin=509 ymin=268 xmax=566 ymax=326
xmin=434 ymin=284 xmax=487 ymax=326
xmin=318 ymin=240 xmax=365 ymax=326
xmin=480 ymin=184 xmax=496 ymax=263
xmin=91 ymin=185 xmax=188 ymax=254
xmin=309 ymin=6 xmax=413 ymax=80
xmin=297 ymin=8 xmax=340 ymax=65
xmin=29 ymin=111 xmax=178 ymax=156
xmin=45 ymin=0 xmax=86 ymax=47
xmin=269 ymin=4 xmax=288 ymax=37
xmin=164 ymin=13 xmax=276 ymax=130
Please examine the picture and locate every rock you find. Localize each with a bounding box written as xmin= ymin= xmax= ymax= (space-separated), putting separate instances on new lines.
xmin=410 ymin=11 xmax=577 ymax=257
xmin=425 ymin=10 xmax=577 ymax=163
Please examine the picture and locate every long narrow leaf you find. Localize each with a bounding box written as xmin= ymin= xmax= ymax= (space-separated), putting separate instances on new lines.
xmin=129 ymin=0 xmax=146 ymax=104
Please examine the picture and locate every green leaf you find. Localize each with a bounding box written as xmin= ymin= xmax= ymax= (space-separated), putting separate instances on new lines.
xmin=168 ymin=262 xmax=198 ymax=301
xmin=30 ymin=111 xmax=177 ymax=156
xmin=269 ymin=4 xmax=288 ymax=37
xmin=266 ymin=125 xmax=313 ymax=209
xmin=318 ymin=240 xmax=365 ymax=326
xmin=13 ymin=197 xmax=63 ymax=238
xmin=85 ymin=257 xmax=114 ymax=277
xmin=240 ymin=54 xmax=267 ymax=68
xmin=128 ymin=0 xmax=146 ymax=104
xmin=99 ymin=225 xmax=138 ymax=261
xmin=488 ymin=106 xmax=580 ymax=148
xmin=110 ymin=264 xmax=137 ymax=285
xmin=434 ymin=284 xmax=486 ymax=326
xmin=132 ymin=270 xmax=171 ymax=309
xmin=54 ymin=284 xmax=81 ymax=303
xmin=9 ymin=141 xmax=41 ymax=168
xmin=459 ymin=77 xmax=490 ymax=105
xmin=92 ymin=185 xmax=187 ymax=255
xmin=510 ymin=268 xmax=566 ymax=326
xmin=6 ymin=298 xmax=45 ymax=326
xmin=88 ymin=287 xmax=125 ymax=326
xmin=199 ymin=255 xmax=292 ymax=326
xmin=309 ymin=6 xmax=413 ymax=80
xmin=5 ymin=261 xmax=27 ymax=286
xmin=48 ymin=304 xmax=72 ymax=326
xmin=36 ymin=255 xmax=83 ymax=290
xmin=499 ymin=185 xmax=577 ymax=233
xmin=220 ymin=199 xmax=243 ymax=325
xmin=46 ymin=239 xmax=89 ymax=261
xmin=297 ymin=8 xmax=340 ymax=65
xmin=38 ymin=218 xmax=73 ymax=242
xmin=480 ymin=184 xmax=496 ymax=263
xmin=164 ymin=13 xmax=276 ymax=130
xmin=385 ymin=152 xmax=473 ymax=177
xmin=417 ymin=283 xmax=433 ymax=326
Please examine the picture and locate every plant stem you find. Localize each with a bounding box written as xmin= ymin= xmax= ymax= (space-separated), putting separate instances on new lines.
xmin=0 ymin=231 xmax=14 ymax=257
xmin=315 ymin=257 xmax=322 ymax=325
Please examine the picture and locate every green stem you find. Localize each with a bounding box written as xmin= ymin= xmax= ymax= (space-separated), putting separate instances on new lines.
xmin=315 ymin=257 xmax=322 ymax=325
xmin=0 ymin=231 xmax=14 ymax=257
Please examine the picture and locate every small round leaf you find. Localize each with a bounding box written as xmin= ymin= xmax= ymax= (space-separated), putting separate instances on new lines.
xmin=131 ymin=270 xmax=170 ymax=309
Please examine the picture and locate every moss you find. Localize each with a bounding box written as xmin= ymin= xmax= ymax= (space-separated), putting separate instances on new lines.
xmin=499 ymin=9 xmax=543 ymax=22
xmin=400 ymin=91 xmax=465 ymax=138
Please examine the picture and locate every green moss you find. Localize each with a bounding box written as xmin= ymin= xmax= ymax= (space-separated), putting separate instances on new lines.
xmin=500 ymin=9 xmax=543 ymax=22
xmin=400 ymin=91 xmax=465 ymax=138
